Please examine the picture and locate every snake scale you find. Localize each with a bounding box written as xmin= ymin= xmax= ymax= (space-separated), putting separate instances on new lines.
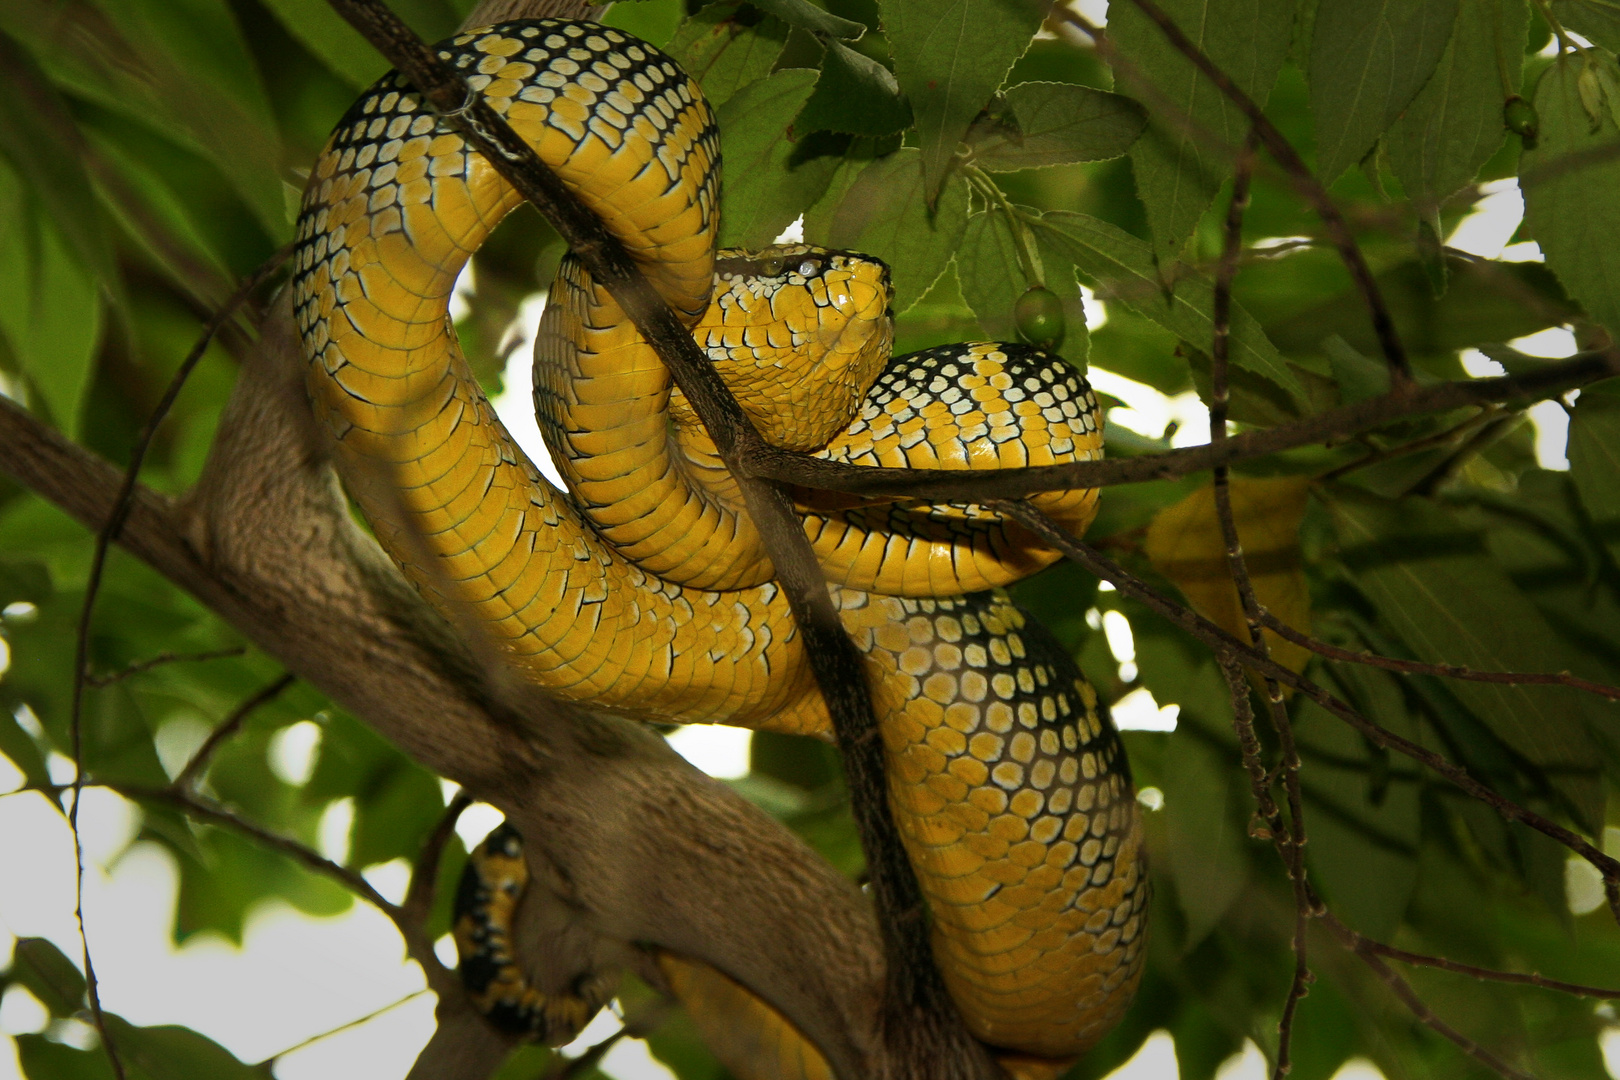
xmin=292 ymin=18 xmax=1146 ymax=1076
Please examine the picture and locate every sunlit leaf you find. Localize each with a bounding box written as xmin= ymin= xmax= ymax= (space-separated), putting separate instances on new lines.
xmin=825 ymin=148 xmax=970 ymax=311
xmin=879 ymin=0 xmax=1045 ymax=201
xmin=669 ymin=1 xmax=789 ymax=108
xmin=715 ymin=68 xmax=831 ymax=248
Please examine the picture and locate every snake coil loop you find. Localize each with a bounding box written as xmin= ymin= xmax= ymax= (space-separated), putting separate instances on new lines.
xmin=295 ymin=18 xmax=1147 ymax=1076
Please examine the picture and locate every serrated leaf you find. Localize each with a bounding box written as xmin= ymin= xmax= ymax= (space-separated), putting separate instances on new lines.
xmin=1144 ymin=478 xmax=1314 ymax=675
xmin=1032 ymin=210 xmax=1303 ymax=401
xmin=825 ymin=147 xmax=969 ymax=311
xmin=1310 ymin=0 xmax=1460 ymax=183
xmin=716 ymin=68 xmax=833 ymax=247
xmin=1551 ymin=0 xmax=1620 ymax=53
xmin=1522 ymin=53 xmax=1620 ymax=336
xmin=880 ymin=0 xmax=1045 ymax=201
xmin=1109 ymin=0 xmax=1294 ymax=261
xmin=1388 ymin=0 xmax=1525 ymax=211
xmin=796 ymin=40 xmax=911 ymax=136
xmin=969 ymin=82 xmax=1145 ymax=172
xmin=957 ymin=210 xmax=1025 ymax=340
xmin=751 ymin=0 xmax=865 ymax=40
xmin=669 ymin=1 xmax=789 ymax=108
xmin=1329 ymin=491 xmax=1608 ymax=830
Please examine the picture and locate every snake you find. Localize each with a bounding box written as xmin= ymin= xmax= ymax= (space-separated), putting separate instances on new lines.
xmin=292 ymin=17 xmax=1146 ymax=1076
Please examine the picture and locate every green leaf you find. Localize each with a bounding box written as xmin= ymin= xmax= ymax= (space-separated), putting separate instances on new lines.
xmin=255 ymin=0 xmax=388 ymax=88
xmin=1387 ymin=0 xmax=1526 ymax=210
xmin=1109 ymin=0 xmax=1295 ymax=261
xmin=1568 ymin=379 xmax=1620 ymax=564
xmin=1310 ymin=0 xmax=1460 ymax=183
xmin=1521 ymin=53 xmax=1620 ymax=337
xmin=1032 ymin=210 xmax=1303 ymax=400
xmin=750 ymin=0 xmax=865 ymax=40
xmin=969 ymin=82 xmax=1146 ymax=173
xmin=349 ymin=759 xmax=444 ymax=868
xmin=1329 ymin=491 xmax=1608 ymax=830
xmin=957 ymin=210 xmax=1024 ymax=340
xmin=825 ymin=147 xmax=970 ymax=311
xmin=0 ymin=31 xmax=121 ymax=300
xmin=715 ymin=68 xmax=833 ymax=248
xmin=16 ymin=1035 xmax=114 ymax=1080
xmin=1550 ymin=0 xmax=1620 ymax=53
xmin=669 ymin=1 xmax=789 ymax=108
xmin=796 ymin=40 xmax=912 ymax=136
xmin=10 ymin=938 xmax=87 ymax=1018
xmin=1163 ymin=719 xmax=1250 ymax=949
xmin=106 ymin=1016 xmax=272 ymax=1080
xmin=880 ymin=0 xmax=1045 ymax=201
xmin=0 ymin=163 xmax=103 ymax=437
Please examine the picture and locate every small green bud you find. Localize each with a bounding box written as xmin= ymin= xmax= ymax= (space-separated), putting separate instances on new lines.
xmin=1014 ymin=286 xmax=1065 ymax=351
xmin=1502 ymin=95 xmax=1539 ymax=139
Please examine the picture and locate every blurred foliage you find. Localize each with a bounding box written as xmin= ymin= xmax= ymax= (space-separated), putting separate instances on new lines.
xmin=2 ymin=0 xmax=1619 ymax=1078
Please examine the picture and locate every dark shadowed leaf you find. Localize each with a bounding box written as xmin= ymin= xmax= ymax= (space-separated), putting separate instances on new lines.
xmin=1521 ymin=52 xmax=1620 ymax=337
xmin=826 ymin=148 xmax=970 ymax=311
xmin=256 ymin=0 xmax=388 ymax=88
xmin=1387 ymin=0 xmax=1525 ymax=211
xmin=10 ymin=938 xmax=87 ymax=1018
xmin=751 ymin=0 xmax=865 ymax=39
xmin=1109 ymin=0 xmax=1295 ymax=261
xmin=1568 ymin=379 xmax=1620 ymax=563
xmin=1310 ymin=0 xmax=1460 ymax=183
xmin=796 ymin=40 xmax=911 ymax=136
xmin=969 ymin=82 xmax=1145 ymax=172
xmin=957 ymin=210 xmax=1024 ymax=341
xmin=880 ymin=0 xmax=1046 ymax=201
xmin=1328 ymin=490 xmax=1608 ymax=830
xmin=1550 ymin=0 xmax=1620 ymax=53
xmin=1162 ymin=699 xmax=1250 ymax=949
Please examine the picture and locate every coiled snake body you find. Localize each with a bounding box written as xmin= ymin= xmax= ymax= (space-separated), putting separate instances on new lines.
xmin=294 ymin=19 xmax=1145 ymax=1074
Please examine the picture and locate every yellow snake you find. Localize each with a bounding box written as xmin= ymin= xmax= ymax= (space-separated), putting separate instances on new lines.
xmin=293 ymin=18 xmax=1145 ymax=1075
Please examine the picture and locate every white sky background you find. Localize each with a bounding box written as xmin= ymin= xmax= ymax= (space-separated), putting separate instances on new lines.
xmin=4 ymin=181 xmax=1615 ymax=1080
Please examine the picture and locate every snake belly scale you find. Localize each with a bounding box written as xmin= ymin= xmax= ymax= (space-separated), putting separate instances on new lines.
xmin=294 ymin=18 xmax=1146 ymax=1073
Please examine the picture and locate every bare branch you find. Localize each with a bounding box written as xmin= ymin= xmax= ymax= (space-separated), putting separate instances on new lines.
xmin=173 ymin=672 xmax=297 ymax=792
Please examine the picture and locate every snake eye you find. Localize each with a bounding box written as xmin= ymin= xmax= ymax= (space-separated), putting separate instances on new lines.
xmin=797 ymin=259 xmax=818 ymax=277
xmin=759 ymin=257 xmax=785 ymax=276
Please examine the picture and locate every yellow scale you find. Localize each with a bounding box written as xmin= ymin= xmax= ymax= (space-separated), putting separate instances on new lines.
xmin=294 ymin=18 xmax=1147 ymax=1076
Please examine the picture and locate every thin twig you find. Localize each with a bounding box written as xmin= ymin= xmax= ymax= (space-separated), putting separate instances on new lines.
xmin=1321 ymin=917 xmax=1538 ymax=1080
xmin=1257 ymin=611 xmax=1620 ymax=700
xmin=1206 ymin=132 xmax=1315 ymax=1080
xmin=63 ymin=238 xmax=292 ymax=1080
xmin=1056 ymin=0 xmax=1413 ymax=385
xmin=85 ymin=646 xmax=247 ymax=687
xmin=259 ymin=989 xmax=430 ymax=1065
xmin=402 ymin=791 xmax=473 ymax=931
xmin=1325 ymin=915 xmax=1620 ymax=1000
xmin=315 ymin=3 xmax=988 ymax=1070
xmin=743 ymin=347 xmax=1620 ymax=502
xmin=991 ymin=500 xmax=1620 ymax=926
xmin=173 ymin=672 xmax=296 ymax=792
